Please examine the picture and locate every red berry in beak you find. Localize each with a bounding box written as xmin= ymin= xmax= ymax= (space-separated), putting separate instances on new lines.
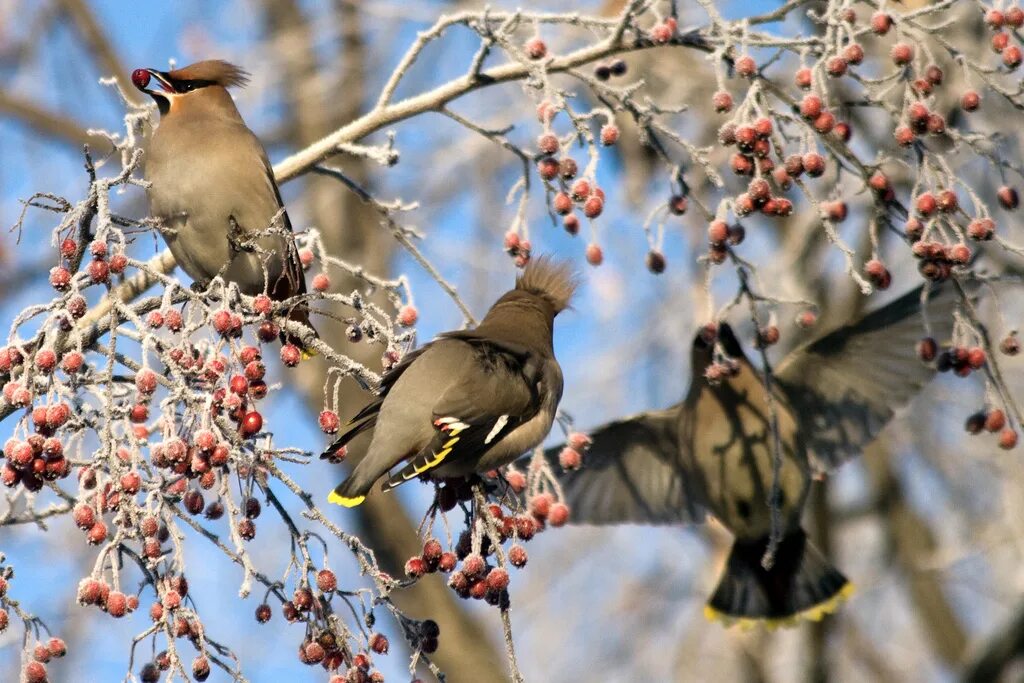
xmin=131 ymin=69 xmax=151 ymax=90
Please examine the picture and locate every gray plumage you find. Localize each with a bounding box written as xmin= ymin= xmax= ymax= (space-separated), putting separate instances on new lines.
xmin=135 ymin=60 xmax=312 ymax=342
xmin=545 ymin=282 xmax=963 ymax=624
xmin=326 ymin=257 xmax=578 ymax=507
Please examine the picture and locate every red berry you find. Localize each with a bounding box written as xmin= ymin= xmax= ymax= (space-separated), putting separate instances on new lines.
xmin=826 ymin=56 xmax=848 ymax=77
xmin=87 ymin=520 xmax=108 ymax=545
xmin=814 ymin=111 xmax=836 ymax=134
xmin=585 ymin=243 xmax=603 ymax=266
xmin=46 ymin=638 xmax=66 ymax=658
xmin=87 ymin=260 xmax=109 ymax=284
xmin=525 ymin=38 xmax=547 ymax=60
xmin=509 ymin=544 xmax=528 ymax=568
xmin=319 ymin=410 xmax=340 ymax=434
xmin=109 ymin=253 xmax=127 ymax=274
xmin=536 ymin=158 xmax=558 ymax=181
xmin=369 ymin=632 xmax=389 ymax=654
xmin=49 ymin=267 xmax=71 ymax=291
xmin=651 ymin=22 xmax=673 ymax=44
xmin=1000 ymin=428 xmax=1018 ymax=450
xmin=312 ymin=273 xmax=330 ymax=292
xmin=60 ymin=238 xmax=77 ymax=258
xmin=800 ymin=94 xmax=822 ymax=120
xmin=238 ymin=518 xmax=256 ymax=540
xmin=24 ymin=661 xmax=47 ymax=683
xmin=843 ymin=43 xmax=864 ymax=66
xmin=998 ymin=186 xmax=1019 ymax=209
xmin=735 ymin=55 xmax=757 ymax=78
xmin=570 ymin=179 xmax=591 ymax=202
xmin=548 ymin=502 xmax=569 ymax=526
xmin=986 ymin=409 xmax=1007 ymax=432
xmin=916 ymin=193 xmax=937 ymax=217
xmin=802 ymin=153 xmax=825 ymax=177
xmin=891 ymin=43 xmax=914 ymax=65
xmin=107 ymin=591 xmax=128 ymax=617
xmin=405 ymin=557 xmax=426 ymax=578
xmin=240 ymin=411 xmax=263 ymax=436
xmin=961 ymin=90 xmax=981 ymax=112
xmin=600 ymin=124 xmax=619 ymax=146
xmin=795 ymin=67 xmax=812 ymax=89
xmin=894 ymin=125 xmax=916 ymax=147
xmin=1004 ymin=45 xmax=1023 ymax=69
xmin=987 ymin=9 xmax=1006 ymax=28
xmin=537 ymin=133 xmax=559 ymax=156
xmin=868 ymin=11 xmax=892 ymax=34
xmin=553 ymin=192 xmax=573 ymax=215
xmin=281 ymin=344 xmax=301 ymax=366
xmin=712 ymin=91 xmax=733 ymax=113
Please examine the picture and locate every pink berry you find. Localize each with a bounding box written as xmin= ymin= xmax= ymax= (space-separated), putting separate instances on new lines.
xmin=525 ymin=38 xmax=547 ymax=60
xmin=312 ymin=273 xmax=330 ymax=292
xmin=585 ymin=243 xmax=603 ymax=266
xmin=319 ymin=410 xmax=340 ymax=434
xmin=397 ymin=305 xmax=418 ymax=327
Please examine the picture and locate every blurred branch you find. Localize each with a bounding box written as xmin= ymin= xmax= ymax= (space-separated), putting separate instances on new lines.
xmin=55 ymin=0 xmax=145 ymax=105
xmin=962 ymin=600 xmax=1024 ymax=683
xmin=865 ymin=442 xmax=968 ymax=666
xmin=0 ymin=91 xmax=114 ymax=151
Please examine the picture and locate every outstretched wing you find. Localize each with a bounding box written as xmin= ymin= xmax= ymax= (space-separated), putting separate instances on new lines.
xmin=547 ymin=405 xmax=704 ymax=525
xmin=774 ymin=283 xmax=962 ymax=472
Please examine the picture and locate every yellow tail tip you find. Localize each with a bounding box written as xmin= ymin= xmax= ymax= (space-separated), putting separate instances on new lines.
xmin=327 ymin=490 xmax=365 ymax=507
xmin=301 ymin=347 xmax=319 ymax=361
xmin=703 ymin=581 xmax=855 ymax=630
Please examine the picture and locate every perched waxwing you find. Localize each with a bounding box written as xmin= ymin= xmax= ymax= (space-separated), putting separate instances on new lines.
xmin=544 ymin=283 xmax=965 ymax=627
xmin=325 ymin=257 xmax=578 ymax=507
xmin=132 ymin=60 xmax=315 ymax=352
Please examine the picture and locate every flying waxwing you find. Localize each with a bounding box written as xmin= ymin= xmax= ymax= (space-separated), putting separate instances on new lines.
xmin=132 ymin=60 xmax=315 ymax=353
xmin=325 ymin=257 xmax=579 ymax=507
xmin=543 ymin=283 xmax=965 ymax=627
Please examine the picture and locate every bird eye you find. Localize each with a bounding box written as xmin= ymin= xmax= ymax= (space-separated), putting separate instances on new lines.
xmin=179 ymin=82 xmax=196 ymax=93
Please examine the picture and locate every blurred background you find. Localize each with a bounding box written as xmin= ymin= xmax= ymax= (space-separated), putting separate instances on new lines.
xmin=1 ymin=0 xmax=1023 ymax=681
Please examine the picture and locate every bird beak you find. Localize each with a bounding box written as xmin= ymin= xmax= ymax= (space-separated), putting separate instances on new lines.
xmin=131 ymin=68 xmax=175 ymax=99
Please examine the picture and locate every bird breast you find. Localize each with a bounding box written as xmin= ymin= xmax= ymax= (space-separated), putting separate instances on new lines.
xmin=686 ymin=370 xmax=810 ymax=539
xmin=145 ymin=118 xmax=291 ymax=294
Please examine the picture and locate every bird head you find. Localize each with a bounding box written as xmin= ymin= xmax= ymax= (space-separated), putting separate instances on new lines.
xmin=132 ymin=60 xmax=249 ymax=117
xmin=690 ymin=322 xmax=748 ymax=388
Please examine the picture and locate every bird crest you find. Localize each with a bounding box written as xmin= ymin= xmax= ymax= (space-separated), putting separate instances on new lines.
xmin=515 ymin=256 xmax=579 ymax=314
xmin=167 ymin=60 xmax=250 ymax=89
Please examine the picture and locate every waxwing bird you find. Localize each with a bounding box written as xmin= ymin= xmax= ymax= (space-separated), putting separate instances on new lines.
xmin=132 ymin=60 xmax=315 ymax=352
xmin=544 ymin=283 xmax=964 ymax=627
xmin=325 ymin=257 xmax=578 ymax=508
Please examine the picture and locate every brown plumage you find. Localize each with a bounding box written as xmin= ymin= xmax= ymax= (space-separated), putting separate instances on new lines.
xmin=543 ymin=283 xmax=968 ymax=626
xmin=325 ymin=258 xmax=578 ymax=507
xmin=133 ymin=60 xmax=315 ymax=353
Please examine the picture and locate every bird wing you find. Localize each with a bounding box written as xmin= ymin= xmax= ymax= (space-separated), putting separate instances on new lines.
xmin=320 ymin=345 xmax=430 ymax=459
xmin=546 ymin=405 xmax=704 ymax=525
xmin=774 ymin=283 xmax=961 ymax=472
xmin=256 ymin=150 xmax=308 ymax=301
xmin=381 ymin=337 xmax=541 ymax=489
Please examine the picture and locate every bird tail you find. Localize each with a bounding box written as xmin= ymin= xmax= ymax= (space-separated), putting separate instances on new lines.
xmin=327 ymin=472 xmax=373 ymax=508
xmin=704 ymin=529 xmax=853 ymax=629
xmin=280 ymin=303 xmax=319 ymax=360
